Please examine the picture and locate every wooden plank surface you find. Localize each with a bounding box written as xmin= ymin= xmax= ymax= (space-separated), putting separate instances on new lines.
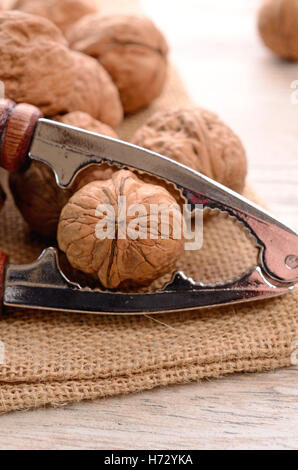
xmin=0 ymin=0 xmax=297 ymax=450
xmin=0 ymin=366 xmax=297 ymax=450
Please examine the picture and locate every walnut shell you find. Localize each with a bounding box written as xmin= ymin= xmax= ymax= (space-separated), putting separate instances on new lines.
xmin=14 ymin=0 xmax=98 ymax=35
xmin=0 ymin=183 xmax=5 ymax=212
xmin=58 ymin=170 xmax=184 ymax=289
xmin=10 ymin=113 xmax=119 ymax=238
xmin=0 ymin=10 xmax=123 ymax=125
xmin=258 ymin=0 xmax=298 ymax=61
xmin=68 ymin=14 xmax=169 ymax=113
xmin=131 ymin=108 xmax=247 ymax=194
xmin=55 ymin=111 xmax=119 ymax=138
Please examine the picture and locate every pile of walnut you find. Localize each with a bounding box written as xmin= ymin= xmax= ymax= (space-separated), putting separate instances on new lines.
xmin=0 ymin=1 xmax=169 ymax=117
xmin=1 ymin=0 xmax=248 ymax=289
xmin=0 ymin=9 xmax=123 ymax=124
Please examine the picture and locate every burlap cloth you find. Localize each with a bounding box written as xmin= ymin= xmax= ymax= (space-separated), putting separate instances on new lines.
xmin=0 ymin=0 xmax=297 ymax=415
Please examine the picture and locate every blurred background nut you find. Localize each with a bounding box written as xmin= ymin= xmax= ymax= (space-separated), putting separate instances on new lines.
xmin=68 ymin=14 xmax=169 ymax=114
xmin=132 ymin=108 xmax=247 ymax=194
xmin=258 ymin=0 xmax=298 ymax=61
xmin=13 ymin=0 xmax=98 ymax=35
xmin=58 ymin=170 xmax=185 ymax=289
xmin=0 ymin=10 xmax=123 ymax=125
xmin=0 ymin=0 xmax=15 ymax=9
xmin=10 ymin=112 xmax=119 ymax=238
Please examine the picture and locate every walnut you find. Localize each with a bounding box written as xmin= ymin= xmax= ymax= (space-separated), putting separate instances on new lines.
xmin=13 ymin=0 xmax=98 ymax=35
xmin=58 ymin=170 xmax=184 ymax=289
xmin=10 ymin=113 xmax=118 ymax=238
xmin=55 ymin=111 xmax=119 ymax=138
xmin=0 ymin=10 xmax=123 ymax=125
xmin=258 ymin=0 xmax=298 ymax=61
xmin=68 ymin=14 xmax=169 ymax=114
xmin=0 ymin=183 xmax=5 ymax=212
xmin=132 ymin=108 xmax=247 ymax=194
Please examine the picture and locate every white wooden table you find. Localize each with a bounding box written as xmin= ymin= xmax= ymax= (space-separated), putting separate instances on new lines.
xmin=0 ymin=0 xmax=297 ymax=450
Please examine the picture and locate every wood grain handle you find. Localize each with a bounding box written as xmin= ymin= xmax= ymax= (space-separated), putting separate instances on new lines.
xmin=0 ymin=183 xmax=5 ymax=209
xmin=0 ymin=250 xmax=8 ymax=314
xmin=0 ymin=99 xmax=42 ymax=172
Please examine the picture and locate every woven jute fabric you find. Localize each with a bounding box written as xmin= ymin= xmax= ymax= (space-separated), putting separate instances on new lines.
xmin=0 ymin=0 xmax=297 ymax=414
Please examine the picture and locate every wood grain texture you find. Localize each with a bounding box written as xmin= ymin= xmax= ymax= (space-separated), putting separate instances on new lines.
xmin=0 ymin=99 xmax=15 ymax=143
xmin=0 ymin=102 xmax=42 ymax=173
xmin=0 ymin=367 xmax=297 ymax=450
xmin=0 ymin=0 xmax=297 ymax=450
xmin=0 ymin=183 xmax=5 ymax=210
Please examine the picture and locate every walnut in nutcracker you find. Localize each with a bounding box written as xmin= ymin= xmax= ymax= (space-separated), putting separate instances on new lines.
xmin=132 ymin=108 xmax=247 ymax=194
xmin=258 ymin=0 xmax=298 ymax=61
xmin=68 ymin=14 xmax=169 ymax=113
xmin=10 ymin=112 xmax=119 ymax=238
xmin=58 ymin=170 xmax=185 ymax=289
xmin=13 ymin=0 xmax=99 ymax=35
xmin=0 ymin=10 xmax=123 ymax=125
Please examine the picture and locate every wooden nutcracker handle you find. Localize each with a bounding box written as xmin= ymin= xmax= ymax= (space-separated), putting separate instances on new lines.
xmin=0 ymin=99 xmax=42 ymax=172
xmin=0 ymin=251 xmax=8 ymax=314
